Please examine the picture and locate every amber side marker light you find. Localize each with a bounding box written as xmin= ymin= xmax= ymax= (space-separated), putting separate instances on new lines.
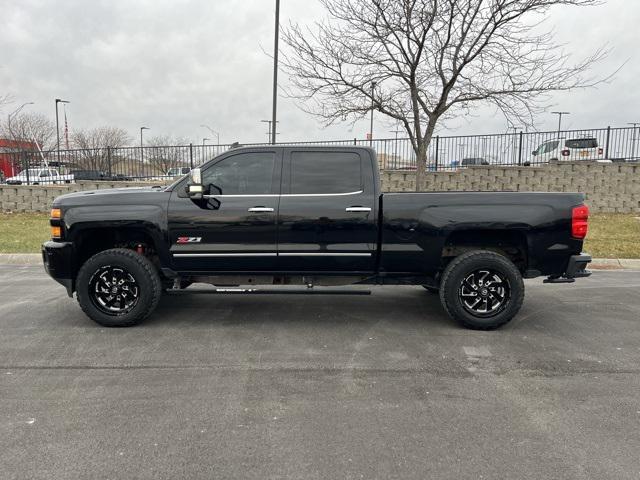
xmin=51 ymin=208 xmax=61 ymax=219
xmin=51 ymin=226 xmax=62 ymax=239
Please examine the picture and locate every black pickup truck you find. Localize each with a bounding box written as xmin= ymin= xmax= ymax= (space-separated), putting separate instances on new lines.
xmin=42 ymin=146 xmax=591 ymax=329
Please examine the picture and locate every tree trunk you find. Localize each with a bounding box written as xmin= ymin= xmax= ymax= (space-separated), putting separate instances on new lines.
xmin=415 ymin=121 xmax=437 ymax=192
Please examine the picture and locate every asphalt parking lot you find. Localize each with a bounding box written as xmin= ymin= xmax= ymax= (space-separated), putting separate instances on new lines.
xmin=1 ymin=265 xmax=639 ymax=479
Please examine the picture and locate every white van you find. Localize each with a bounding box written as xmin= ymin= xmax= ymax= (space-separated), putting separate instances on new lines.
xmin=531 ymin=137 xmax=609 ymax=163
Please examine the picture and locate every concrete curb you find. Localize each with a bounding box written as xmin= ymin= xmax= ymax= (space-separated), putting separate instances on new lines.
xmin=0 ymin=253 xmax=638 ymax=269
xmin=0 ymin=253 xmax=42 ymax=265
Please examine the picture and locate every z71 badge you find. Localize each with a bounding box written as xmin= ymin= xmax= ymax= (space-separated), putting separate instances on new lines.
xmin=176 ymin=237 xmax=202 ymax=244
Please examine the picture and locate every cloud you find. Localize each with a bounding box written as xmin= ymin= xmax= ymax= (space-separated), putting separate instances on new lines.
xmin=0 ymin=0 xmax=636 ymax=145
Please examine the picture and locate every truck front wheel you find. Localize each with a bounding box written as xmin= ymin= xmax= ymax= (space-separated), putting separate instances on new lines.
xmin=439 ymin=250 xmax=524 ymax=330
xmin=76 ymin=248 xmax=162 ymax=327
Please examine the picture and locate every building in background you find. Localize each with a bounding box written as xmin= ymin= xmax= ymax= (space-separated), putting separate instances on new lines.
xmin=0 ymin=138 xmax=38 ymax=179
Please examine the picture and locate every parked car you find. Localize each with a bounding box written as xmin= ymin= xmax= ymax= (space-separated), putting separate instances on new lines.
xmin=109 ymin=173 xmax=132 ymax=182
xmin=42 ymin=146 xmax=591 ymax=330
xmin=6 ymin=167 xmax=74 ymax=185
xmin=166 ymin=167 xmax=191 ymax=178
xmin=70 ymin=170 xmax=109 ymax=181
xmin=531 ymin=137 xmax=609 ymax=163
xmin=460 ymin=157 xmax=490 ymax=167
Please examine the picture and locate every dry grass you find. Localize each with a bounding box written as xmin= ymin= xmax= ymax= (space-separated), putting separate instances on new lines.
xmin=583 ymin=214 xmax=640 ymax=259
xmin=0 ymin=212 xmax=638 ymax=258
xmin=0 ymin=213 xmax=50 ymax=254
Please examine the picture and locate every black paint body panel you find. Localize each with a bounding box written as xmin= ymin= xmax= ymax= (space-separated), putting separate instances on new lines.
xmin=45 ymin=146 xmax=587 ymax=289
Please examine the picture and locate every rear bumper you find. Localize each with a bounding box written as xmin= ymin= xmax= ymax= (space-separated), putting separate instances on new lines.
xmin=544 ymin=253 xmax=592 ymax=283
xmin=42 ymin=241 xmax=75 ymax=297
xmin=565 ymin=253 xmax=592 ymax=278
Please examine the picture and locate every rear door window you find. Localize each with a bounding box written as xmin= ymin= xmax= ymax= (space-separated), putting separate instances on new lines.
xmin=565 ymin=138 xmax=597 ymax=149
xmin=290 ymin=151 xmax=362 ymax=194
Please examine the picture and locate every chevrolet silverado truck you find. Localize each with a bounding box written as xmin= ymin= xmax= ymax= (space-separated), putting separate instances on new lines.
xmin=42 ymin=146 xmax=592 ymax=329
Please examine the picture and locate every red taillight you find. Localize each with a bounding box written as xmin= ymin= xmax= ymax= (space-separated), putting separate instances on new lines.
xmin=561 ymin=149 xmax=570 ymax=157
xmin=572 ymin=205 xmax=589 ymax=239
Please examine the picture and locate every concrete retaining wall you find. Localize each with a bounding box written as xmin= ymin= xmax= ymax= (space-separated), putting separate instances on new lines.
xmin=0 ymin=181 xmax=170 ymax=213
xmin=1 ymin=162 xmax=638 ymax=213
xmin=380 ymin=162 xmax=640 ymax=213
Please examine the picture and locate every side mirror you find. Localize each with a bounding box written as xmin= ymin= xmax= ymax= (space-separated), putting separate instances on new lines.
xmin=186 ymin=168 xmax=203 ymax=200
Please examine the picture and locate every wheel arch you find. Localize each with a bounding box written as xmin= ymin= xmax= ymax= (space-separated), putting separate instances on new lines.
xmin=68 ymin=222 xmax=169 ymax=280
xmin=440 ymin=229 xmax=529 ymax=273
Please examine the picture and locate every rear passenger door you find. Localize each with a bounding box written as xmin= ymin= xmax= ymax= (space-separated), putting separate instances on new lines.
xmin=276 ymin=149 xmax=378 ymax=273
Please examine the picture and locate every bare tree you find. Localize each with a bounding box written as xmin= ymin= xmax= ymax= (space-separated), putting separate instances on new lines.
xmin=0 ymin=112 xmax=56 ymax=150
xmin=70 ymin=126 xmax=132 ymax=171
xmin=146 ymin=134 xmax=191 ymax=174
xmin=282 ymin=0 xmax=608 ymax=189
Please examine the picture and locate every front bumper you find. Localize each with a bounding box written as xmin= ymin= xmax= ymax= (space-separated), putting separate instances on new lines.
xmin=544 ymin=253 xmax=592 ymax=283
xmin=42 ymin=241 xmax=75 ymax=296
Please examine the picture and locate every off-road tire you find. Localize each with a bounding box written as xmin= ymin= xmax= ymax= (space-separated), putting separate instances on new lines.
xmin=439 ymin=250 xmax=524 ymax=330
xmin=76 ymin=248 xmax=161 ymax=327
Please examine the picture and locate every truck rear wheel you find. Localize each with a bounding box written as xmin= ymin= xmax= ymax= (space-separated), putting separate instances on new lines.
xmin=76 ymin=248 xmax=161 ymax=327
xmin=439 ymin=250 xmax=524 ymax=330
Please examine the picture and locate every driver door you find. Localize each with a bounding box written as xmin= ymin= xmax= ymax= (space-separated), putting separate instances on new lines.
xmin=168 ymin=149 xmax=282 ymax=272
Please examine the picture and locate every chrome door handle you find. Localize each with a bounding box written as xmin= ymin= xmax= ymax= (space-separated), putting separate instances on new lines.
xmin=345 ymin=207 xmax=371 ymax=212
xmin=248 ymin=207 xmax=274 ymax=212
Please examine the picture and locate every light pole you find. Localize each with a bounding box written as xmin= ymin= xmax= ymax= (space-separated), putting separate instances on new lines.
xmin=55 ymin=98 xmax=70 ymax=163
xmin=261 ymin=120 xmax=272 ymax=142
xmin=200 ymin=125 xmax=220 ymax=146
xmin=7 ymin=102 xmax=34 ymax=141
xmin=140 ymin=127 xmax=149 ymax=163
xmin=369 ymin=81 xmax=376 ymax=146
xmin=261 ymin=120 xmax=279 ymax=143
xmin=551 ymin=111 xmax=570 ymax=138
xmin=628 ymin=122 xmax=640 ymax=160
xmin=270 ymin=0 xmax=280 ymax=145
xmin=202 ymin=138 xmax=209 ymax=147
xmin=7 ymin=102 xmax=34 ymax=176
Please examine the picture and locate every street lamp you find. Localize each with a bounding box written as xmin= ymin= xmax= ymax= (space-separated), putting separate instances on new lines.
xmin=55 ymin=98 xmax=70 ymax=162
xmin=202 ymin=138 xmax=209 ymax=147
xmin=7 ymin=102 xmax=34 ymax=177
xmin=551 ymin=111 xmax=570 ymax=138
xmin=7 ymin=102 xmax=34 ymax=140
xmin=140 ymin=126 xmax=149 ymax=163
xmin=200 ymin=124 xmax=220 ymax=147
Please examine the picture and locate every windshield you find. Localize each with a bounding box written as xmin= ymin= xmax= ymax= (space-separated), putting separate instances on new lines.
xmin=20 ymin=169 xmax=42 ymax=177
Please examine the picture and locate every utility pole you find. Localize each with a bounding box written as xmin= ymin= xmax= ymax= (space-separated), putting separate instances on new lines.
xmin=55 ymin=98 xmax=70 ymax=164
xmin=629 ymin=122 xmax=640 ymax=160
xmin=261 ymin=120 xmax=272 ymax=143
xmin=369 ymin=81 xmax=376 ymax=146
xmin=551 ymin=111 xmax=570 ymax=138
xmin=270 ymin=0 xmax=280 ymax=145
xmin=261 ymin=119 xmax=279 ymax=143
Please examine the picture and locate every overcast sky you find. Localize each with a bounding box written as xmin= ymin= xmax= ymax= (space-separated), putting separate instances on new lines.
xmin=1 ymin=0 xmax=637 ymax=145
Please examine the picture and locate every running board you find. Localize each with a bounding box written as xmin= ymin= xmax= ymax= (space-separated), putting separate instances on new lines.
xmin=166 ymin=287 xmax=371 ymax=296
